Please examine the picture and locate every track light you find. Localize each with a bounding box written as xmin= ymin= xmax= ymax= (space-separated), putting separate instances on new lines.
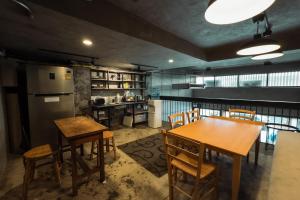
xmin=204 ymin=0 xmax=276 ymax=25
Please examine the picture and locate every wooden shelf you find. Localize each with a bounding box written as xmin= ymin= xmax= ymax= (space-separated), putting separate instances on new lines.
xmin=91 ymin=68 xmax=146 ymax=75
xmin=91 ymin=78 xmax=107 ymax=81
xmin=126 ymin=110 xmax=148 ymax=115
xmin=91 ymin=69 xmax=146 ymax=93
xmin=91 ymin=79 xmax=144 ymax=83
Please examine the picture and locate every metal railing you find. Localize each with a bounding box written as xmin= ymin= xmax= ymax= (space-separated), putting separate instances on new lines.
xmin=160 ymin=96 xmax=300 ymax=145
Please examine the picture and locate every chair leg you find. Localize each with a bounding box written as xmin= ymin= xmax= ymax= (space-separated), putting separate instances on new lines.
xmin=246 ymin=153 xmax=250 ymax=163
xmin=90 ymin=141 xmax=95 ymax=160
xmin=105 ymin=139 xmax=110 ymax=152
xmin=54 ymin=154 xmax=61 ymax=186
xmin=80 ymin=144 xmax=84 ymax=156
xmin=168 ymin=166 xmax=174 ymax=200
xmin=208 ymin=149 xmax=212 ymax=161
xmin=23 ymin=160 xmax=32 ymax=200
xmin=174 ymin=168 xmax=178 ymax=183
xmin=29 ymin=162 xmax=35 ymax=183
xmin=112 ymin=137 xmax=117 ymax=160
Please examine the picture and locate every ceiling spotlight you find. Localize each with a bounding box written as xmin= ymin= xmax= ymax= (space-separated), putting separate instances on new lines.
xmin=82 ymin=39 xmax=93 ymax=46
xmin=237 ymin=37 xmax=280 ymax=56
xmin=168 ymin=59 xmax=174 ymax=63
xmin=251 ymin=52 xmax=284 ymax=60
xmin=205 ymin=0 xmax=276 ymax=25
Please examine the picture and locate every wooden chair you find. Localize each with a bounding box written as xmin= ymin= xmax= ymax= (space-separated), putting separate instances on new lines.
xmin=162 ymin=130 xmax=218 ymax=200
xmin=168 ymin=112 xmax=185 ymax=129
xmin=90 ymin=131 xmax=117 ymax=162
xmin=186 ymin=109 xmax=200 ymax=123
xmin=23 ymin=144 xmax=61 ymax=200
xmin=229 ymin=109 xmax=256 ymax=121
xmin=229 ymin=109 xmax=256 ymax=162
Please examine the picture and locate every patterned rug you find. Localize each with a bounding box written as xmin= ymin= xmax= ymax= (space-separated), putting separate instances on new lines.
xmin=118 ymin=134 xmax=167 ymax=177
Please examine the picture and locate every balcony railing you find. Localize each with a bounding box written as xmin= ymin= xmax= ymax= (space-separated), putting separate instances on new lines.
xmin=160 ymin=96 xmax=300 ymax=145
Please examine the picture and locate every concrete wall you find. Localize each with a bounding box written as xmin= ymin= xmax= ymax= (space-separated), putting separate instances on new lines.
xmin=192 ymin=87 xmax=300 ymax=102
xmin=0 ymin=87 xmax=8 ymax=182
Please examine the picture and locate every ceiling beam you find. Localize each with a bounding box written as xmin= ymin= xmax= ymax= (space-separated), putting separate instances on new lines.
xmin=28 ymin=0 xmax=207 ymax=61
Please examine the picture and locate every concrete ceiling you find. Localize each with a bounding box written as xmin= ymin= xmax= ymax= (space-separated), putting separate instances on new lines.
xmin=0 ymin=0 xmax=300 ymax=71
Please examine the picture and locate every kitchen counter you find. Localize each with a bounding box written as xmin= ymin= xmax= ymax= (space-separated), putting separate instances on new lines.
xmin=91 ymin=101 xmax=148 ymax=109
xmin=267 ymin=131 xmax=300 ymax=200
xmin=91 ymin=101 xmax=148 ymax=127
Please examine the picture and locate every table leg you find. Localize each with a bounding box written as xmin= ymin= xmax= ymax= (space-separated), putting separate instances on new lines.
xmin=80 ymin=144 xmax=84 ymax=156
xmin=232 ymin=155 xmax=242 ymax=200
xmin=71 ymin=143 xmax=78 ymax=196
xmin=57 ymin=131 xmax=63 ymax=163
xmin=255 ymin=135 xmax=260 ymax=166
xmin=108 ymin=108 xmax=111 ymax=128
xmin=98 ymin=132 xmax=105 ymax=182
xmin=132 ymin=104 xmax=135 ymax=127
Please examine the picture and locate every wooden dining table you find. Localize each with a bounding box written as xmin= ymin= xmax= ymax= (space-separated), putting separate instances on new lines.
xmin=168 ymin=116 xmax=264 ymax=200
xmin=54 ymin=116 xmax=108 ymax=196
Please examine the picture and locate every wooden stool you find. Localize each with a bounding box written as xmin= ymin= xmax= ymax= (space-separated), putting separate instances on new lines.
xmin=90 ymin=131 xmax=116 ymax=161
xmin=22 ymin=144 xmax=61 ymax=200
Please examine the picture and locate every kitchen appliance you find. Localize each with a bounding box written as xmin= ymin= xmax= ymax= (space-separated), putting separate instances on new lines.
xmin=148 ymin=100 xmax=162 ymax=128
xmin=94 ymin=97 xmax=105 ymax=105
xmin=26 ymin=65 xmax=75 ymax=147
xmin=135 ymin=95 xmax=144 ymax=102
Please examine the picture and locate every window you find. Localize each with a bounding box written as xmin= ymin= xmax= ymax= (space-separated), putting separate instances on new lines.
xmin=196 ymin=76 xmax=215 ymax=87
xmin=268 ymin=71 xmax=300 ymax=87
xmin=239 ymin=74 xmax=267 ymax=87
xmin=195 ymin=71 xmax=300 ymax=88
xmin=215 ymin=75 xmax=238 ymax=87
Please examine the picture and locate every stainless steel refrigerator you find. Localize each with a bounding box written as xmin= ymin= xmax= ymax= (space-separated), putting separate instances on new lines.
xmin=27 ymin=65 xmax=75 ymax=147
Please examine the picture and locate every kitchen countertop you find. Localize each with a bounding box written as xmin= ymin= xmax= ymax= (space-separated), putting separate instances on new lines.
xmin=92 ymin=101 xmax=148 ymax=109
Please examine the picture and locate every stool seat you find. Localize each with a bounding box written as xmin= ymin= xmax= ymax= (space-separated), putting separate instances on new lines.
xmin=24 ymin=144 xmax=55 ymax=160
xmin=90 ymin=131 xmax=116 ymax=161
xmin=103 ymin=131 xmax=113 ymax=139
xmin=23 ymin=144 xmax=61 ymax=200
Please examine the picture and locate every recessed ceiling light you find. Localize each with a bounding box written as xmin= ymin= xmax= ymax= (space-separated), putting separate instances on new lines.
xmin=205 ymin=0 xmax=276 ymax=25
xmin=82 ymin=39 xmax=93 ymax=46
xmin=168 ymin=59 xmax=174 ymax=63
xmin=251 ymin=52 xmax=284 ymax=60
xmin=237 ymin=38 xmax=281 ymax=56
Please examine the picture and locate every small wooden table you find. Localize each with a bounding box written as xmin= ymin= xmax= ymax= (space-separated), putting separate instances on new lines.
xmin=169 ymin=117 xmax=264 ymax=200
xmin=54 ymin=116 xmax=108 ymax=196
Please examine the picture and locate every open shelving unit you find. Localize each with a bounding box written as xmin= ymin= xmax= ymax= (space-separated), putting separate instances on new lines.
xmin=90 ymin=68 xmax=148 ymax=127
xmin=90 ymin=69 xmax=147 ymax=91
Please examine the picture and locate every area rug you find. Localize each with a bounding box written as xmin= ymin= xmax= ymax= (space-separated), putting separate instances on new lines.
xmin=118 ymin=134 xmax=167 ymax=177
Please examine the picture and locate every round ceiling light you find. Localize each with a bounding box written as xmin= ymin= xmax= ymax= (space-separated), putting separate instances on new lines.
xmin=237 ymin=38 xmax=281 ymax=56
xmin=251 ymin=52 xmax=284 ymax=60
xmin=205 ymin=0 xmax=276 ymax=25
xmin=82 ymin=39 xmax=93 ymax=46
xmin=168 ymin=59 xmax=174 ymax=63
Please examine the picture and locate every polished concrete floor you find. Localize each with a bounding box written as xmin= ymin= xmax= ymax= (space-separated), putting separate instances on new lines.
xmin=0 ymin=125 xmax=273 ymax=200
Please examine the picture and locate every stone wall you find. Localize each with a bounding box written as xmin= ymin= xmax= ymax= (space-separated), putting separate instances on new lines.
xmin=73 ymin=66 xmax=91 ymax=115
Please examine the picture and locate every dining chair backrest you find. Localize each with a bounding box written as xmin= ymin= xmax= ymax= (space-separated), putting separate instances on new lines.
xmin=161 ymin=129 xmax=205 ymax=180
xmin=229 ymin=109 xmax=256 ymax=121
xmin=168 ymin=112 xmax=185 ymax=129
xmin=186 ymin=108 xmax=200 ymax=124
